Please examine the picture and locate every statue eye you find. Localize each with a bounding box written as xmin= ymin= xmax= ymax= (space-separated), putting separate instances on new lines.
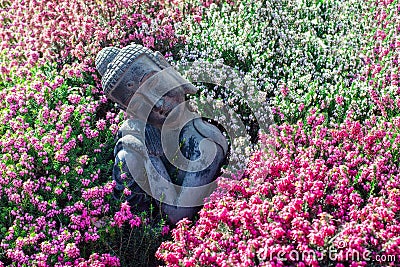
xmin=140 ymin=71 xmax=157 ymax=83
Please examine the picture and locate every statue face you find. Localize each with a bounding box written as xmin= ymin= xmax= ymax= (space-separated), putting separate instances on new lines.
xmin=111 ymin=53 xmax=190 ymax=128
xmin=98 ymin=45 xmax=197 ymax=122
xmin=143 ymin=75 xmax=186 ymax=128
xmin=112 ymin=55 xmax=162 ymax=108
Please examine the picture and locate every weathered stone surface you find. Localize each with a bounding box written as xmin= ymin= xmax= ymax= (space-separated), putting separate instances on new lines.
xmin=96 ymin=44 xmax=228 ymax=225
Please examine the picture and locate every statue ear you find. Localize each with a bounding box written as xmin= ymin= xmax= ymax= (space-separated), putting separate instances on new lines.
xmin=154 ymin=51 xmax=171 ymax=69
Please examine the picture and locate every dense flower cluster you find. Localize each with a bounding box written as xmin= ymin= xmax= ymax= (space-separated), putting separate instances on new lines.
xmin=0 ymin=0 xmax=222 ymax=266
xmin=0 ymin=63 xmax=127 ymax=266
xmin=157 ymin=0 xmax=400 ymax=266
xmin=362 ymin=0 xmax=400 ymax=118
xmin=175 ymin=0 xmax=370 ymax=126
xmin=158 ymin=115 xmax=400 ymax=266
xmin=1 ymin=0 xmax=399 ymax=266
xmin=0 ymin=0 xmax=203 ymax=71
xmin=68 ymin=253 xmax=120 ymax=267
xmin=171 ymin=0 xmax=374 ymax=172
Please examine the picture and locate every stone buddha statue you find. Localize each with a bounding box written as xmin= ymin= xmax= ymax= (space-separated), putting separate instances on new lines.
xmin=95 ymin=44 xmax=228 ymax=225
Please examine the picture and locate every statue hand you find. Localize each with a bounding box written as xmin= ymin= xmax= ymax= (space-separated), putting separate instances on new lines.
xmin=112 ymin=135 xmax=148 ymax=205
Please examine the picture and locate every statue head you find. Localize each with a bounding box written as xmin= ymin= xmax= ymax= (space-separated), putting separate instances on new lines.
xmin=95 ymin=44 xmax=197 ymax=128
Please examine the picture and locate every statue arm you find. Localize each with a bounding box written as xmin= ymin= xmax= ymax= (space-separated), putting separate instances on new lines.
xmin=161 ymin=141 xmax=225 ymax=224
xmin=161 ymin=119 xmax=228 ymax=224
xmin=114 ymin=119 xmax=178 ymax=207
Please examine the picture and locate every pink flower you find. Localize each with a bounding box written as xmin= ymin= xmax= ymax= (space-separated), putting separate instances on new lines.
xmin=161 ymin=225 xmax=170 ymax=236
xmin=129 ymin=216 xmax=141 ymax=228
xmin=123 ymin=188 xmax=131 ymax=196
xmin=335 ymin=96 xmax=344 ymax=106
xmin=298 ymin=103 xmax=305 ymax=112
xmin=64 ymin=243 xmax=80 ymax=259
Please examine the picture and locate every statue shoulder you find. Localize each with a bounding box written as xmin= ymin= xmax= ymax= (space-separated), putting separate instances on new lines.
xmin=117 ymin=119 xmax=163 ymax=156
xmin=117 ymin=119 xmax=146 ymax=139
xmin=193 ymin=118 xmax=228 ymax=155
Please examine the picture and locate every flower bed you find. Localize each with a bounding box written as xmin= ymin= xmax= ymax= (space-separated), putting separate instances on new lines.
xmin=157 ymin=115 xmax=400 ymax=266
xmin=0 ymin=0 xmax=215 ymax=266
xmin=157 ymin=0 xmax=400 ymax=266
xmin=1 ymin=0 xmax=399 ymax=266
